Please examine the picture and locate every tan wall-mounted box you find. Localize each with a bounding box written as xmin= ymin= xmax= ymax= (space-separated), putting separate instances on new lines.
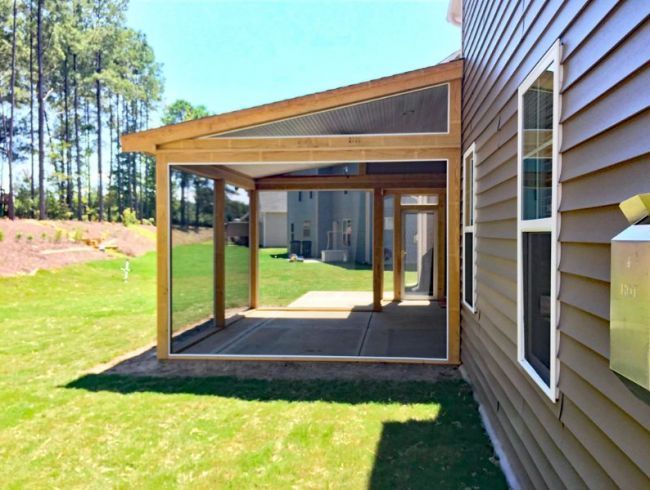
xmin=610 ymin=194 xmax=650 ymax=391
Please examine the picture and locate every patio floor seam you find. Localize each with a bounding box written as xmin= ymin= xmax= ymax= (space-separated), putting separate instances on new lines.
xmin=356 ymin=311 xmax=375 ymax=356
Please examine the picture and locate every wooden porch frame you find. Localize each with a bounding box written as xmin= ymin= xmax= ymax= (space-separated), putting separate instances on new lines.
xmin=158 ymin=161 xmax=460 ymax=363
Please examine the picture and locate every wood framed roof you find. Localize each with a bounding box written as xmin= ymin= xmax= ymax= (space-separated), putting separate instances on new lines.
xmin=121 ymin=60 xmax=463 ymax=153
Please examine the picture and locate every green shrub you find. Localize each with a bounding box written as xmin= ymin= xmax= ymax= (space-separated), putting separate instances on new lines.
xmin=0 ymin=230 xmax=4 ymax=242
xmin=122 ymin=208 xmax=138 ymax=227
xmin=41 ymin=232 xmax=47 ymax=241
xmin=27 ymin=234 xmax=33 ymax=242
xmin=54 ymin=229 xmax=63 ymax=243
xmin=73 ymin=229 xmax=84 ymax=242
xmin=15 ymin=232 xmax=22 ymax=241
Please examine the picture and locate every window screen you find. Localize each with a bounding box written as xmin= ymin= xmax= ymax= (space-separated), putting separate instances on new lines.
xmin=523 ymin=232 xmax=551 ymax=384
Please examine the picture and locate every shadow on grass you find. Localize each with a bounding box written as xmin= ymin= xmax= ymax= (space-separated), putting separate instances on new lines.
xmin=66 ymin=374 xmax=507 ymax=488
xmin=369 ymin=419 xmax=507 ymax=489
xmin=67 ymin=374 xmax=468 ymax=405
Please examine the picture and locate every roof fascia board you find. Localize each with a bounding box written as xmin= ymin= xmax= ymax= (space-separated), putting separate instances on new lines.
xmin=121 ymin=60 xmax=463 ymax=153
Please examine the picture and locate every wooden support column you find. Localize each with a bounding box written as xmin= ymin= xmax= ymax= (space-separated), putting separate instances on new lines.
xmin=214 ymin=179 xmax=226 ymax=329
xmin=155 ymin=154 xmax=170 ymax=359
xmin=248 ymin=189 xmax=259 ymax=309
xmin=393 ymin=196 xmax=403 ymax=301
xmin=437 ymin=198 xmax=446 ymax=299
xmin=447 ymin=154 xmax=461 ymax=364
xmin=373 ymin=189 xmax=384 ymax=312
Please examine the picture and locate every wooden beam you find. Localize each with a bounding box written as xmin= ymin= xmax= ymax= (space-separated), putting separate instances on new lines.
xmin=256 ymin=173 xmax=446 ymax=191
xmin=155 ymin=154 xmax=170 ymax=359
xmin=373 ymin=189 xmax=384 ymax=312
xmin=385 ymin=189 xmax=446 ymax=196
xmin=173 ymin=164 xmax=255 ymax=190
xmin=248 ymin=190 xmax=259 ymax=309
xmin=393 ymin=196 xmax=403 ymax=301
xmin=398 ymin=204 xmax=439 ymax=212
xmin=214 ymin=180 xmax=226 ymax=329
xmin=449 ymin=79 xmax=462 ymax=142
xmin=157 ymin=147 xmax=459 ymax=165
xmin=447 ymin=152 xmax=461 ymax=364
xmin=121 ymin=60 xmax=463 ymax=151
xmin=158 ymin=133 xmax=460 ymax=152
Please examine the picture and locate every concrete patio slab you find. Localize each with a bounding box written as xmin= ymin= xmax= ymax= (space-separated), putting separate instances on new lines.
xmin=179 ymin=297 xmax=447 ymax=359
xmin=360 ymin=301 xmax=446 ymax=358
xmin=288 ymin=291 xmax=374 ymax=308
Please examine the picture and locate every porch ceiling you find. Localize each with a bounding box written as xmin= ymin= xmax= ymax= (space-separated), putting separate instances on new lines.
xmin=216 ymin=162 xmax=348 ymax=178
xmin=209 ymin=84 xmax=449 ymax=138
xmin=184 ymin=160 xmax=447 ymax=179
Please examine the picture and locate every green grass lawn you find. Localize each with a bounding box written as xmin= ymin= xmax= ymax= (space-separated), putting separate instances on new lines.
xmin=0 ymin=249 xmax=506 ymax=488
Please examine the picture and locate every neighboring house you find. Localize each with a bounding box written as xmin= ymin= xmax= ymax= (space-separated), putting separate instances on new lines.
xmin=287 ymin=187 xmax=370 ymax=262
xmin=286 ymin=164 xmax=371 ymax=262
xmin=453 ymin=0 xmax=650 ymax=488
xmin=287 ymin=180 xmax=428 ymax=271
xmin=258 ymin=191 xmax=287 ymax=247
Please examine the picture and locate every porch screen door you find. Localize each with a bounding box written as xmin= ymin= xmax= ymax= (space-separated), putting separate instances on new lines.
xmin=402 ymin=210 xmax=437 ymax=299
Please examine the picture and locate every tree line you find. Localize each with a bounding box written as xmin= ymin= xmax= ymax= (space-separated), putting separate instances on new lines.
xmin=163 ymin=100 xmax=250 ymax=230
xmin=0 ymin=0 xmax=163 ymax=222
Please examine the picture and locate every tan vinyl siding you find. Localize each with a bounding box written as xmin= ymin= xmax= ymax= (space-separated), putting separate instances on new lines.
xmin=461 ymin=0 xmax=650 ymax=487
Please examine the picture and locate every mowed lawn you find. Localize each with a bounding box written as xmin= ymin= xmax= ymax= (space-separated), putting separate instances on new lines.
xmin=172 ymin=243 xmax=400 ymax=330
xmin=0 ymin=248 xmax=507 ymax=488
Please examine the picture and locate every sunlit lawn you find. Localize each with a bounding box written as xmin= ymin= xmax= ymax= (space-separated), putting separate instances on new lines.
xmin=172 ymin=244 xmax=402 ymax=328
xmin=0 ymin=249 xmax=506 ymax=488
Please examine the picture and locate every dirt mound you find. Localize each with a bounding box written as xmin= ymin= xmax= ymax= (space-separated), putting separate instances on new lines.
xmin=0 ymin=219 xmax=156 ymax=277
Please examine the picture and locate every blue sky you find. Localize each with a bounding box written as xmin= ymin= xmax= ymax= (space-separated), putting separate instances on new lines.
xmin=126 ymin=0 xmax=460 ymax=126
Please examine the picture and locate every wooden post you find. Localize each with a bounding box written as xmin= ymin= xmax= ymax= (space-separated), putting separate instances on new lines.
xmin=393 ymin=195 xmax=402 ymax=301
xmin=248 ymin=189 xmax=259 ymax=309
xmin=373 ymin=189 xmax=384 ymax=311
xmin=447 ymin=153 xmax=461 ymax=364
xmin=214 ymin=179 xmax=226 ymax=329
xmin=155 ymin=154 xmax=170 ymax=359
xmin=445 ymin=78 xmax=462 ymax=365
xmin=437 ymin=196 xmax=446 ymax=299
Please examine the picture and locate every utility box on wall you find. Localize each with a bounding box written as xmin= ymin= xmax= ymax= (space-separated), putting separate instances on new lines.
xmin=610 ymin=194 xmax=650 ymax=391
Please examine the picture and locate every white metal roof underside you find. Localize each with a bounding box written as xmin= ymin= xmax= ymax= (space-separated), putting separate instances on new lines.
xmin=224 ymin=161 xmax=445 ymax=179
xmin=180 ymin=82 xmax=452 ymax=178
xmin=222 ymin=162 xmax=342 ymax=178
xmin=174 ymin=161 xmax=445 ymax=179
xmin=208 ymin=84 xmax=449 ymax=138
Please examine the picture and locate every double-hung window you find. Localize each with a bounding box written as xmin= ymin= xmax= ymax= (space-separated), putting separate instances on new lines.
xmin=517 ymin=40 xmax=561 ymax=401
xmin=462 ymin=143 xmax=477 ymax=312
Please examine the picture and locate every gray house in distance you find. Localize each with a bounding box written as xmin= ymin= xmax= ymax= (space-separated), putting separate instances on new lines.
xmin=258 ymin=191 xmax=287 ymax=247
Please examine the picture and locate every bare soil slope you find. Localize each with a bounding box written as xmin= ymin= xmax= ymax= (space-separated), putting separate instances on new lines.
xmin=0 ymin=219 xmax=156 ymax=277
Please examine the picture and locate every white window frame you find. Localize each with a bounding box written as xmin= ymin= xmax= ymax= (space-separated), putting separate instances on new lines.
xmin=462 ymin=143 xmax=477 ymax=313
xmin=516 ymin=40 xmax=562 ymax=402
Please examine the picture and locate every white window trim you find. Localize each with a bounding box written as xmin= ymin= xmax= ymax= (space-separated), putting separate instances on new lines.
xmin=516 ymin=40 xmax=562 ymax=402
xmin=462 ymin=143 xmax=477 ymax=313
